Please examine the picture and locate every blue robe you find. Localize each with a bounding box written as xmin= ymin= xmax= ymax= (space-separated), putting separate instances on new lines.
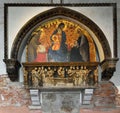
xmin=48 ymin=30 xmax=68 ymax=62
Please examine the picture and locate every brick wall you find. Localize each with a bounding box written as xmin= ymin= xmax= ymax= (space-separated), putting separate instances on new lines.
xmin=0 ymin=74 xmax=120 ymax=113
xmin=93 ymin=81 xmax=118 ymax=109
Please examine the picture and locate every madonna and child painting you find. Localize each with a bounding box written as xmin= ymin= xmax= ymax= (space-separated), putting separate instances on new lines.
xmin=27 ymin=18 xmax=96 ymax=62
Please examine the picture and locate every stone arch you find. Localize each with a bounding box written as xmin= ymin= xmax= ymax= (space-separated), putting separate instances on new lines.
xmin=5 ymin=6 xmax=118 ymax=81
xmin=10 ymin=7 xmax=111 ymax=61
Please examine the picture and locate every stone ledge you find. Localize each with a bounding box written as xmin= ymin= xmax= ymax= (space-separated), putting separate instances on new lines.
xmin=28 ymin=105 xmax=41 ymax=110
xmin=28 ymin=86 xmax=97 ymax=92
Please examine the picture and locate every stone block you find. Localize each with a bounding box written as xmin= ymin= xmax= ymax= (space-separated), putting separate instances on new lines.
xmin=41 ymin=92 xmax=80 ymax=113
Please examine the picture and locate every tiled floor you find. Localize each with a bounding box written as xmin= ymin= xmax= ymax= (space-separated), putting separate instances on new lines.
xmin=80 ymin=108 xmax=120 ymax=113
xmin=0 ymin=106 xmax=120 ymax=113
xmin=0 ymin=106 xmax=42 ymax=113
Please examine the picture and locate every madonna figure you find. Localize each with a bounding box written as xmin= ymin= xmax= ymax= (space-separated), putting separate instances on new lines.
xmin=48 ymin=23 xmax=68 ymax=62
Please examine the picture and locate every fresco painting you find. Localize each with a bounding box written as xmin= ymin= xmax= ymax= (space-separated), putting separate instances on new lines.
xmin=27 ymin=18 xmax=96 ymax=62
